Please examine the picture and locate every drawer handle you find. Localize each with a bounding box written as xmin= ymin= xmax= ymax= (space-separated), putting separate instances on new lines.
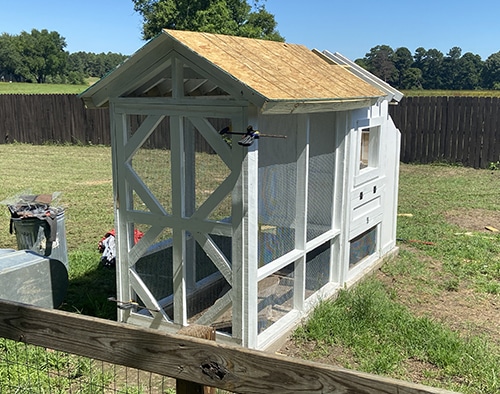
xmin=373 ymin=186 xmax=377 ymax=193
xmin=360 ymin=192 xmax=364 ymax=200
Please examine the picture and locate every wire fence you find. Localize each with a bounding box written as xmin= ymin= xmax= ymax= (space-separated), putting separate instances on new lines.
xmin=0 ymin=337 xmax=175 ymax=394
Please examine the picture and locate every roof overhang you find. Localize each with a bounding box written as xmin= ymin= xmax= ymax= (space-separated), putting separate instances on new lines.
xmin=260 ymin=97 xmax=380 ymax=115
xmin=317 ymin=50 xmax=404 ymax=103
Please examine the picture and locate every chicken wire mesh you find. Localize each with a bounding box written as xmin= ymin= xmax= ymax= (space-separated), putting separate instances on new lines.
xmin=0 ymin=338 xmax=174 ymax=393
xmin=127 ymin=114 xmax=233 ymax=326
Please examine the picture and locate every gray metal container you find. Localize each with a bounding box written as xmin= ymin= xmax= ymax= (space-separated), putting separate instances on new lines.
xmin=0 ymin=249 xmax=68 ymax=308
xmin=11 ymin=209 xmax=68 ymax=269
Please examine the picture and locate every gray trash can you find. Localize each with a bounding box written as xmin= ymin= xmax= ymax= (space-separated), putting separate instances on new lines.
xmin=9 ymin=203 xmax=68 ymax=269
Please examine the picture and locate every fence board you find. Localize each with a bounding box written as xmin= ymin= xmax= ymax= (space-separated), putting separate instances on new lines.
xmin=491 ymin=97 xmax=500 ymax=164
xmin=0 ymin=299 xmax=458 ymax=394
xmin=471 ymin=96 xmax=482 ymax=168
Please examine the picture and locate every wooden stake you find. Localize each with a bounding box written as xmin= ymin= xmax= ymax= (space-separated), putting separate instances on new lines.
xmin=176 ymin=325 xmax=216 ymax=394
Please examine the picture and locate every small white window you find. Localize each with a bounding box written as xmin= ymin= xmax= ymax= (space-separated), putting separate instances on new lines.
xmin=359 ymin=126 xmax=380 ymax=171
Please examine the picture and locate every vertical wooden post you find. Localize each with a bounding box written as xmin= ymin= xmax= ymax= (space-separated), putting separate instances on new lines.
xmin=176 ymin=325 xmax=216 ymax=394
xmin=171 ymin=115 xmax=188 ymax=326
xmin=294 ymin=114 xmax=309 ymax=311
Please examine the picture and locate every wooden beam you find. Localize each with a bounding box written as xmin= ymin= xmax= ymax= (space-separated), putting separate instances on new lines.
xmin=0 ymin=300 xmax=459 ymax=394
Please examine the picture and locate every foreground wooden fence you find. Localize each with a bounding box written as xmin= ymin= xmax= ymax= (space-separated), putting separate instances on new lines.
xmin=0 ymin=299 xmax=457 ymax=393
xmin=1 ymin=94 xmax=499 ymax=168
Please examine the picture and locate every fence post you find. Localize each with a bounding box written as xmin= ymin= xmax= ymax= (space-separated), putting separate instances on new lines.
xmin=176 ymin=325 xmax=217 ymax=394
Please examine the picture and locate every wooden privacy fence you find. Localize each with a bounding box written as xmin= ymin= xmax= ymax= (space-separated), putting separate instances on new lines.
xmin=389 ymin=96 xmax=500 ymax=168
xmin=0 ymin=299 xmax=457 ymax=394
xmin=1 ymin=94 xmax=500 ymax=168
xmin=0 ymin=94 xmax=219 ymax=152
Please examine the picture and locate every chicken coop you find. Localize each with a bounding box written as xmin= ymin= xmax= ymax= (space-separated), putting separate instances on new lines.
xmin=80 ymin=30 xmax=403 ymax=350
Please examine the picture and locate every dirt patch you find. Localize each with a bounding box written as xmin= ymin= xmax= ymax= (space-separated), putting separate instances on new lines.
xmin=280 ymin=339 xmax=360 ymax=370
xmin=444 ymin=208 xmax=500 ymax=233
xmin=376 ymin=248 xmax=500 ymax=345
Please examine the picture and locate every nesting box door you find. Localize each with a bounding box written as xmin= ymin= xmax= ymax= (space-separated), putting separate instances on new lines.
xmin=346 ymin=106 xmax=400 ymax=280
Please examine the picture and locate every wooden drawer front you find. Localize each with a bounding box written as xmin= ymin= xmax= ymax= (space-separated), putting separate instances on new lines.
xmin=350 ymin=196 xmax=382 ymax=238
xmin=351 ymin=179 xmax=382 ymax=210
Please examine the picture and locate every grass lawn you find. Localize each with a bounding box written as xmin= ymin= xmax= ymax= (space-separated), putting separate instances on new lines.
xmin=0 ymin=144 xmax=499 ymax=393
xmin=0 ymin=80 xmax=97 ymax=94
xmin=3 ymin=81 xmax=500 ymax=98
xmin=402 ymin=89 xmax=500 ymax=97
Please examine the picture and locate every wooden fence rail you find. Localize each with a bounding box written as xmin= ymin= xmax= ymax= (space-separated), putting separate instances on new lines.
xmin=1 ymin=94 xmax=499 ymax=168
xmin=0 ymin=299 xmax=457 ymax=394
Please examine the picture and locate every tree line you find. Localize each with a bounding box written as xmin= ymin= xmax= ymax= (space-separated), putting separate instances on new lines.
xmin=355 ymin=45 xmax=500 ymax=90
xmin=0 ymin=29 xmax=128 ymax=84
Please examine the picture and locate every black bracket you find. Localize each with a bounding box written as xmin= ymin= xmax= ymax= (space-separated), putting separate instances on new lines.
xmin=219 ymin=125 xmax=286 ymax=147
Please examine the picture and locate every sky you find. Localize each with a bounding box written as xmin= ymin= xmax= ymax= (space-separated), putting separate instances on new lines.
xmin=2 ymin=0 xmax=500 ymax=61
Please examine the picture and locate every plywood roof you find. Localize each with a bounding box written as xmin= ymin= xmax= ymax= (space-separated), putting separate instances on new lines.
xmin=80 ymin=29 xmax=386 ymax=113
xmin=165 ymin=29 xmax=383 ymax=102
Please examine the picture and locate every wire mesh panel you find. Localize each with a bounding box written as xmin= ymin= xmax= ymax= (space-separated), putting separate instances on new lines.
xmin=0 ymin=338 xmax=173 ymax=393
xmin=305 ymin=241 xmax=331 ymax=298
xmin=130 ymin=115 xmax=173 ymax=217
xmin=307 ymin=112 xmax=336 ymax=241
xmin=122 ymin=112 xmax=237 ymax=330
xmin=257 ymin=262 xmax=295 ymax=333
xmin=257 ymin=116 xmax=298 ymax=266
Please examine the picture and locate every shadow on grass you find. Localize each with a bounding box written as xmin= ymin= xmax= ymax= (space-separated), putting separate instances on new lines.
xmin=61 ymin=250 xmax=117 ymax=320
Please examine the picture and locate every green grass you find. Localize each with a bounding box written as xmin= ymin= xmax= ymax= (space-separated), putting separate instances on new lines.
xmin=402 ymin=90 xmax=500 ymax=97
xmin=4 ymin=82 xmax=500 ymax=97
xmin=294 ymin=278 xmax=499 ymax=393
xmin=0 ymin=81 xmax=91 ymax=94
xmin=396 ymin=164 xmax=500 ymax=295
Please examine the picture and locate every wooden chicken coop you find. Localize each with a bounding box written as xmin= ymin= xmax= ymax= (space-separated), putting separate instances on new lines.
xmin=80 ymin=29 xmax=402 ymax=350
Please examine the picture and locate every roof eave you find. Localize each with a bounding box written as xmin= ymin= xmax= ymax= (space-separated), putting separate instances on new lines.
xmin=260 ymin=97 xmax=381 ymax=115
xmin=316 ymin=50 xmax=404 ymax=103
xmin=78 ymin=33 xmax=169 ymax=108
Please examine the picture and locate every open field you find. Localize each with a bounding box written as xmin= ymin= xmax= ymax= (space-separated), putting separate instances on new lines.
xmin=401 ymin=89 xmax=500 ymax=97
xmin=0 ymin=82 xmax=89 ymax=94
xmin=0 ymin=144 xmax=499 ymax=393
xmin=2 ymin=81 xmax=500 ymax=97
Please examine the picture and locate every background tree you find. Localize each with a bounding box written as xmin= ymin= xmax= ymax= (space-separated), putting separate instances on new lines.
xmin=482 ymin=51 xmax=500 ymax=89
xmin=16 ymin=29 xmax=68 ymax=83
xmin=414 ymin=48 xmax=444 ymax=89
xmin=441 ymin=46 xmax=461 ymax=89
xmin=455 ymin=52 xmax=483 ymax=89
xmin=359 ymin=45 xmax=397 ymax=84
xmin=0 ymin=33 xmax=22 ymax=82
xmin=391 ymin=47 xmax=423 ymax=89
xmin=132 ymin=0 xmax=284 ymax=41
